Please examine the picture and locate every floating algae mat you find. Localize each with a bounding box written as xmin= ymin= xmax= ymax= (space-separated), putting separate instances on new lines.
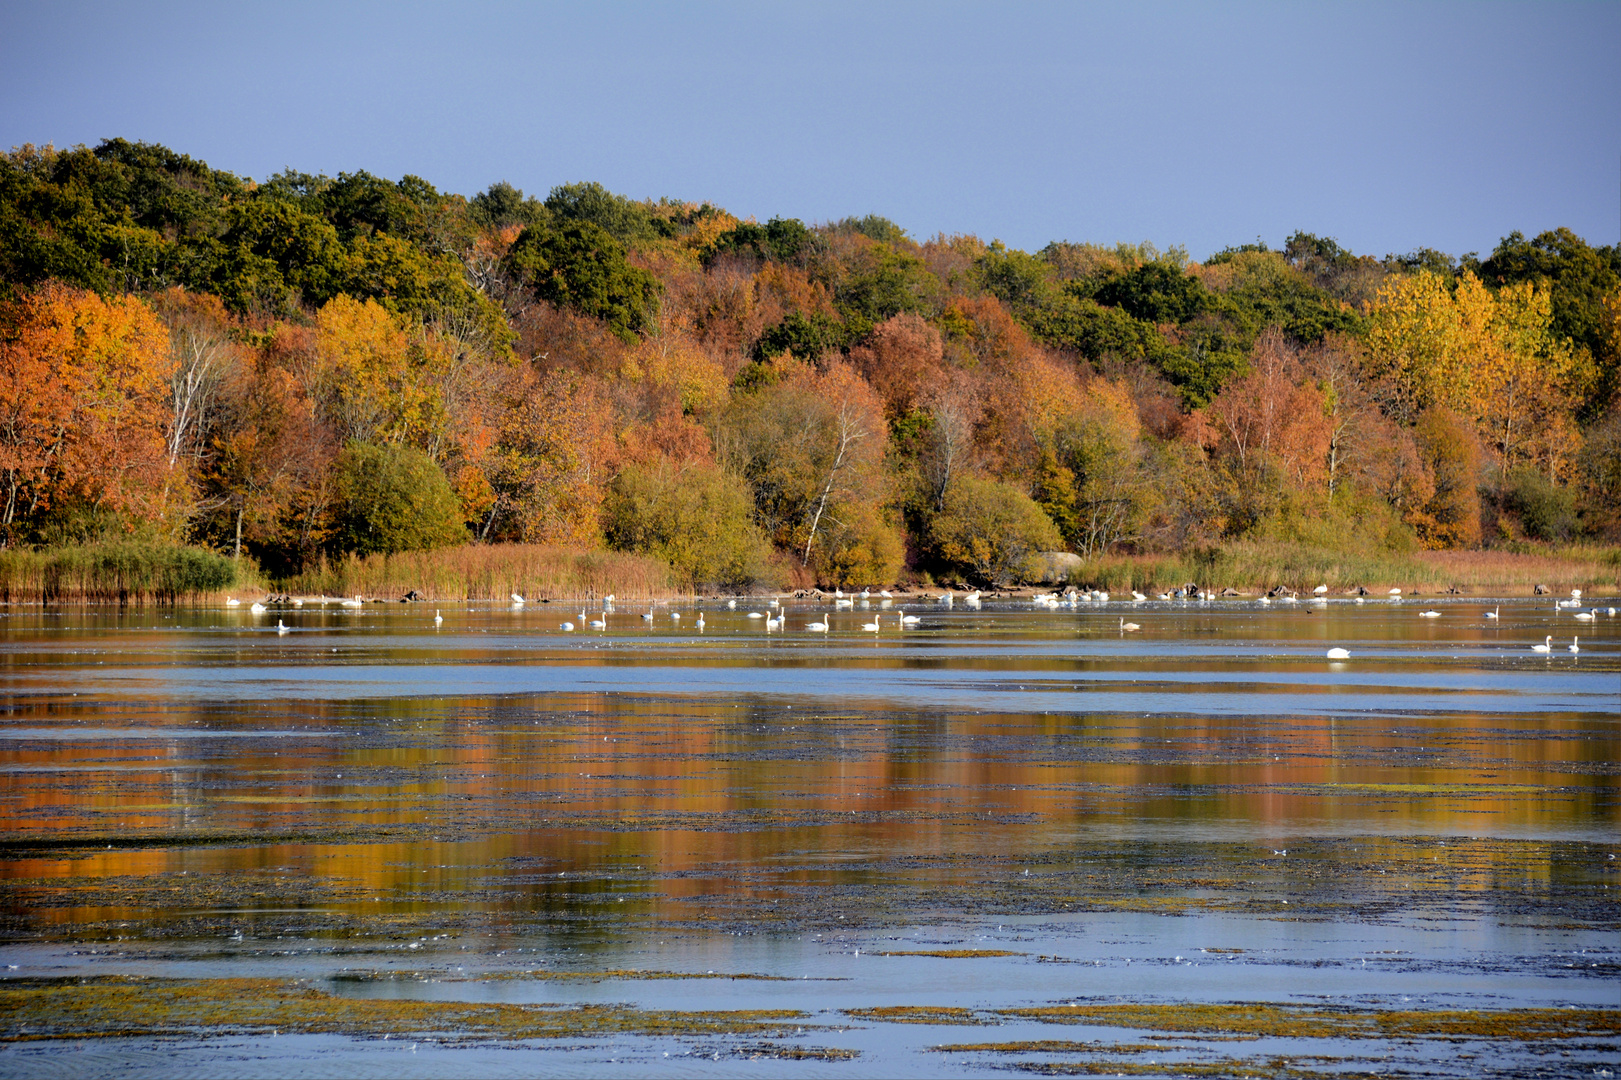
xmin=0 ymin=599 xmax=1616 ymax=1076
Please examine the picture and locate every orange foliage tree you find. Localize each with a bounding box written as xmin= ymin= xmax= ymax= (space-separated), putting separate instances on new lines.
xmin=0 ymin=283 xmax=172 ymax=540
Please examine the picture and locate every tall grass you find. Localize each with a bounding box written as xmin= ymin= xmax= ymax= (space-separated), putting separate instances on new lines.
xmin=0 ymin=543 xmax=238 ymax=603
xmin=1046 ymin=541 xmax=1621 ymax=594
xmin=276 ymin=543 xmax=677 ymax=601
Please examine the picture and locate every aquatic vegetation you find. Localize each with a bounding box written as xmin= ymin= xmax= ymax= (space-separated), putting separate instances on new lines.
xmin=0 ymin=976 xmax=817 ymax=1042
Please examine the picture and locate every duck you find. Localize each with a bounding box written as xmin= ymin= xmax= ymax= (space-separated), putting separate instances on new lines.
xmin=1531 ymin=635 xmax=1552 ymax=654
xmin=1326 ymin=647 xmax=1350 ymax=659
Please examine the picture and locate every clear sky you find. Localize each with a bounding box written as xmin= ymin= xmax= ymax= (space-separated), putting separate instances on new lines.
xmin=3 ymin=1 xmax=1617 ymax=261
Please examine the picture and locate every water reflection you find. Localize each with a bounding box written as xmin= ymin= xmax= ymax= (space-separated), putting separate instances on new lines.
xmin=0 ymin=599 xmax=1615 ymax=1071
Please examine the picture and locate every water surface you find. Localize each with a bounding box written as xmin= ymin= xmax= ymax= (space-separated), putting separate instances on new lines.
xmin=0 ymin=597 xmax=1615 ymax=1076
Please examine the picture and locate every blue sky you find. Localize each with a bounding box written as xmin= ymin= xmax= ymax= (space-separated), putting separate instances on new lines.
xmin=3 ymin=1 xmax=1617 ymax=260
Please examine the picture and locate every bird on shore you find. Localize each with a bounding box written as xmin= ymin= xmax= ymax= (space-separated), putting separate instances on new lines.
xmin=1314 ymin=584 xmax=1329 ymax=595
xmin=1120 ymin=618 xmax=1140 ymax=632
xmin=1531 ymin=635 xmax=1552 ymax=654
xmin=1326 ymin=647 xmax=1350 ymax=659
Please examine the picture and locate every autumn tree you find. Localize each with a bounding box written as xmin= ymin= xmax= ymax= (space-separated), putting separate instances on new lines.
xmin=0 ymin=284 xmax=171 ymax=541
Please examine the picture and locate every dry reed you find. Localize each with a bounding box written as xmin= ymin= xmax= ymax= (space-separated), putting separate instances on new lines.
xmin=276 ymin=543 xmax=678 ymax=601
xmin=1050 ymin=541 xmax=1620 ymax=595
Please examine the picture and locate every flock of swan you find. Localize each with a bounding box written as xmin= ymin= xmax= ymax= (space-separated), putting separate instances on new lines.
xmin=223 ymin=586 xmax=1610 ymax=660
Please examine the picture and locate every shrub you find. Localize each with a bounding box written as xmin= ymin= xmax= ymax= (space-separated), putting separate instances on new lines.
xmin=929 ymin=475 xmax=1063 ymax=585
xmin=602 ymin=461 xmax=775 ymax=590
xmin=1504 ymin=468 xmax=1578 ymax=542
xmin=329 ymin=442 xmax=467 ymax=556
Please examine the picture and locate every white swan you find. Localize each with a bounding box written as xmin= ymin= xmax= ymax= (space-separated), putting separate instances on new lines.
xmin=1419 ymin=610 xmax=1440 ymax=618
xmin=808 ymin=619 xmax=829 ymax=633
xmin=250 ymin=601 xmax=267 ymax=613
xmin=225 ymin=596 xmax=240 ymax=607
xmin=276 ymin=620 xmax=289 ymax=635
xmin=1531 ymin=635 xmax=1552 ymax=654
xmin=434 ymin=610 xmax=443 ymax=627
xmin=1326 ymin=647 xmax=1350 ymax=659
xmin=341 ymin=595 xmax=362 ymax=609
xmin=1313 ymin=584 xmax=1328 ymax=595
xmin=695 ymin=614 xmax=705 ymax=631
xmin=1120 ymin=618 xmax=1140 ymax=632
xmin=1569 ymin=636 xmax=1579 ymax=654
xmin=1573 ymin=608 xmax=1596 ymax=622
xmin=559 ymin=621 xmax=574 ymax=631
xmin=861 ymin=616 xmax=881 ymax=633
xmin=589 ymin=617 xmax=606 ymax=631
xmin=747 ymin=611 xmax=764 ymax=619
xmin=1485 ymin=607 xmax=1499 ymax=620
xmin=510 ymin=592 xmax=525 ymax=606
xmin=1257 ymin=596 xmax=1271 ymax=605
xmin=727 ymin=599 xmax=737 ymax=609
xmin=899 ymin=609 xmax=921 ymax=626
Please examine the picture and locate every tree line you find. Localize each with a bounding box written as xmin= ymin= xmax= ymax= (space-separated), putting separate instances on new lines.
xmin=2 ymin=138 xmax=1617 ymax=588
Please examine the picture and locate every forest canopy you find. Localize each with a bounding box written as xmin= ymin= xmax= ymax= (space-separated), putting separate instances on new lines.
xmin=2 ymin=138 xmax=1618 ymax=587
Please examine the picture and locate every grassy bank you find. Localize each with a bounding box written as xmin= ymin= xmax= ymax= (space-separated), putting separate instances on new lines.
xmin=276 ymin=543 xmax=677 ymax=601
xmin=1047 ymin=541 xmax=1621 ymax=595
xmin=0 ymin=543 xmax=239 ymax=603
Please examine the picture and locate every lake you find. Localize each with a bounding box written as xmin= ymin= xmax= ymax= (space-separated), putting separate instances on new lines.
xmin=0 ymin=595 xmax=1616 ymax=1077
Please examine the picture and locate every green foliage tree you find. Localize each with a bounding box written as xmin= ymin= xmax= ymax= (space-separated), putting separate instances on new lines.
xmin=929 ymin=475 xmax=1062 ymax=585
xmin=544 ymin=181 xmax=664 ymax=247
xmin=505 ymin=221 xmax=661 ymax=341
xmin=329 ymin=441 xmax=467 ymax=556
xmin=602 ymin=461 xmax=774 ymax=589
xmin=707 ymin=217 xmax=813 ymax=263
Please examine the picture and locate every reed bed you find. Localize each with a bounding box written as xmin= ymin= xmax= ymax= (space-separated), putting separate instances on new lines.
xmin=0 ymin=543 xmax=238 ymax=604
xmin=277 ymin=543 xmax=677 ymax=601
xmin=1051 ymin=541 xmax=1621 ymax=595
